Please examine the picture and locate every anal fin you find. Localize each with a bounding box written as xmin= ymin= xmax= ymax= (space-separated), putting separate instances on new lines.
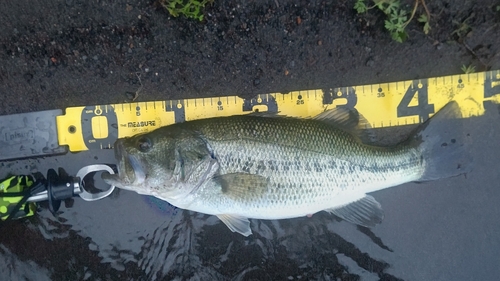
xmin=325 ymin=195 xmax=384 ymax=228
xmin=216 ymin=214 xmax=252 ymax=236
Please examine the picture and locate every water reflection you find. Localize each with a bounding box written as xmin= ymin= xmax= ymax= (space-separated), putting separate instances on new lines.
xmin=0 ymin=189 xmax=402 ymax=280
xmin=0 ymin=244 xmax=51 ymax=281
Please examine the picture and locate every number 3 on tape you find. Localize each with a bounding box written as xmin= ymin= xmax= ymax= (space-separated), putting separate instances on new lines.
xmin=56 ymin=70 xmax=500 ymax=152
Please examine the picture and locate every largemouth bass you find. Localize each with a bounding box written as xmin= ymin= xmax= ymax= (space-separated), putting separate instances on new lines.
xmin=102 ymin=102 xmax=470 ymax=236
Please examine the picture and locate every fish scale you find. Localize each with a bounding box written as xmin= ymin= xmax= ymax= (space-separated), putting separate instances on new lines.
xmin=180 ymin=116 xmax=425 ymax=218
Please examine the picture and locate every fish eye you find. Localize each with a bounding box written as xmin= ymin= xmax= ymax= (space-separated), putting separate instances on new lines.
xmin=137 ymin=137 xmax=152 ymax=152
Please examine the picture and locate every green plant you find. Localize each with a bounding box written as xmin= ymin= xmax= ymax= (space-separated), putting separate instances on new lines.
xmin=451 ymin=14 xmax=473 ymax=39
xmin=160 ymin=0 xmax=213 ymax=21
xmin=461 ymin=64 xmax=476 ymax=74
xmin=355 ymin=0 xmax=431 ymax=43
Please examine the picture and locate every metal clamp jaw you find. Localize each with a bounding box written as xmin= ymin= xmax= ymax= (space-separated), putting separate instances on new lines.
xmin=76 ymin=164 xmax=116 ymax=201
xmin=27 ymin=164 xmax=116 ymax=212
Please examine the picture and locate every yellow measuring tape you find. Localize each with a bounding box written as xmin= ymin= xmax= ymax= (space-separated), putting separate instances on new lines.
xmin=57 ymin=70 xmax=500 ymax=152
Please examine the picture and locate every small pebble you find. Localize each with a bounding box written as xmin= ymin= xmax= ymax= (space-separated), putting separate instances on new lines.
xmin=365 ymin=58 xmax=374 ymax=67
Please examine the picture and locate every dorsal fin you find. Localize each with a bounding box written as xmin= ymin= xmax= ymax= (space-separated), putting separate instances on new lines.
xmin=244 ymin=107 xmax=381 ymax=145
xmin=313 ymin=107 xmax=377 ymax=144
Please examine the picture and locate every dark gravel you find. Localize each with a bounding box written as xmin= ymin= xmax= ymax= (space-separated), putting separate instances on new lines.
xmin=1 ymin=0 xmax=499 ymax=116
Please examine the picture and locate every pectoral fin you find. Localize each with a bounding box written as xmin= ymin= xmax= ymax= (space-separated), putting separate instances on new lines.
xmin=217 ymin=214 xmax=252 ymax=236
xmin=213 ymin=173 xmax=269 ymax=200
xmin=325 ymin=195 xmax=384 ymax=228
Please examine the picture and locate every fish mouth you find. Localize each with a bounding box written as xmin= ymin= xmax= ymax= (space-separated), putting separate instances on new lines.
xmin=101 ymin=139 xmax=146 ymax=189
xmin=127 ymin=154 xmax=146 ymax=184
xmin=114 ymin=138 xmax=124 ymax=162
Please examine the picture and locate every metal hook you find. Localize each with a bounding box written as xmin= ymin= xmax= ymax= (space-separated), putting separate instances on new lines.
xmin=76 ymin=164 xmax=116 ymax=201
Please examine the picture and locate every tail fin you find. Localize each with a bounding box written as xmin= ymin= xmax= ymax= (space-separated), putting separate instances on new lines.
xmin=411 ymin=101 xmax=473 ymax=181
